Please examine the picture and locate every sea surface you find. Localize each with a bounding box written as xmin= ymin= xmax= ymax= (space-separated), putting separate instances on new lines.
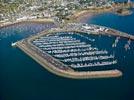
xmin=0 ymin=6 xmax=134 ymax=100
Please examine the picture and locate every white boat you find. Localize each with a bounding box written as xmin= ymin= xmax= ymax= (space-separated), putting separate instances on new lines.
xmin=11 ymin=42 xmax=16 ymax=47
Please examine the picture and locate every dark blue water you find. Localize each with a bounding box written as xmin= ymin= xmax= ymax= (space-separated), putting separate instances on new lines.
xmin=113 ymin=0 xmax=134 ymax=2
xmin=86 ymin=8 xmax=134 ymax=100
xmin=0 ymin=8 xmax=134 ymax=100
xmin=88 ymin=9 xmax=134 ymax=35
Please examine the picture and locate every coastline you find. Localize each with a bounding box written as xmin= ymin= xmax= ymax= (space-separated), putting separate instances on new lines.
xmin=70 ymin=9 xmax=112 ymax=23
xmin=0 ymin=18 xmax=55 ymax=29
xmin=115 ymin=9 xmax=133 ymax=16
xmin=70 ymin=2 xmax=134 ymax=23
xmin=72 ymin=10 xmax=96 ymax=23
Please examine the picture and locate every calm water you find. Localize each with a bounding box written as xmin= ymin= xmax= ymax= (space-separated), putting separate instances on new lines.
xmin=0 ymin=10 xmax=134 ymax=100
xmin=88 ymin=9 xmax=134 ymax=35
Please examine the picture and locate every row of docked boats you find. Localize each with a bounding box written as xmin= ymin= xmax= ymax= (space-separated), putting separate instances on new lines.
xmin=42 ymin=42 xmax=85 ymax=47
xmin=54 ymin=50 xmax=108 ymax=58
xmin=112 ymin=37 xmax=120 ymax=48
xmin=46 ymin=48 xmax=97 ymax=54
xmin=70 ymin=60 xmax=117 ymax=68
xmin=40 ymin=44 xmax=92 ymax=50
xmin=112 ymin=37 xmax=132 ymax=51
xmin=124 ymin=39 xmax=131 ymax=51
xmin=62 ymin=55 xmax=115 ymax=63
xmin=33 ymin=39 xmax=81 ymax=45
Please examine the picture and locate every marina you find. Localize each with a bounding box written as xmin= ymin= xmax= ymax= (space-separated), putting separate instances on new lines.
xmin=15 ymin=23 xmax=132 ymax=79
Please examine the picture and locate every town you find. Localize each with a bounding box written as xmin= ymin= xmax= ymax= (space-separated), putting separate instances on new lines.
xmin=0 ymin=0 xmax=133 ymax=26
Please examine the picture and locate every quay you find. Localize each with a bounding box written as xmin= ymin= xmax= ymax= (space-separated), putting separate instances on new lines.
xmin=71 ymin=23 xmax=134 ymax=41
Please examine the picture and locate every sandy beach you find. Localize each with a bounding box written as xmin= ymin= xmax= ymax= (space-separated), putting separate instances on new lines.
xmin=70 ymin=8 xmax=112 ymax=23
xmin=0 ymin=18 xmax=54 ymax=29
xmin=73 ymin=10 xmax=95 ymax=22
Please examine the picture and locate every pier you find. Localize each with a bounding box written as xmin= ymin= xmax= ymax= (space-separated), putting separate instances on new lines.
xmin=66 ymin=23 xmax=134 ymax=41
